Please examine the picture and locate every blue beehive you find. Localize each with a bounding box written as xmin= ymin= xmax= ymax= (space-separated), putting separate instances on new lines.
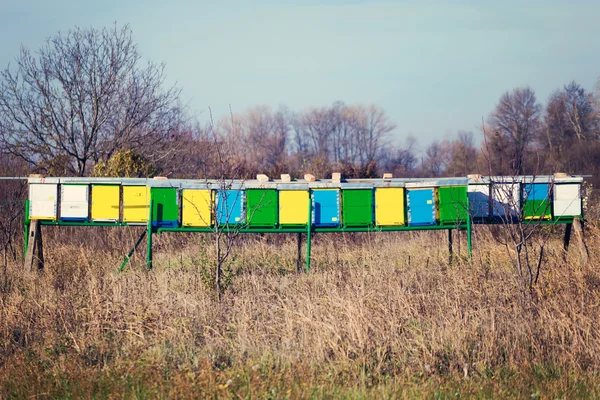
xmin=407 ymin=188 xmax=436 ymax=226
xmin=311 ymin=190 xmax=340 ymax=227
xmin=216 ymin=190 xmax=245 ymax=225
xmin=523 ymin=183 xmax=549 ymax=200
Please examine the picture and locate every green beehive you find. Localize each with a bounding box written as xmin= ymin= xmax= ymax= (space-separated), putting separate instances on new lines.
xmin=523 ymin=200 xmax=551 ymax=220
xmin=438 ymin=186 xmax=468 ymax=224
xmin=522 ymin=183 xmax=551 ymax=220
xmin=246 ymin=189 xmax=278 ymax=227
xmin=151 ymin=187 xmax=179 ymax=228
xmin=342 ymin=189 xmax=373 ymax=226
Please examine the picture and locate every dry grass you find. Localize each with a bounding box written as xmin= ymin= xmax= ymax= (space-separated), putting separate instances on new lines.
xmin=1 ymin=226 xmax=600 ymax=398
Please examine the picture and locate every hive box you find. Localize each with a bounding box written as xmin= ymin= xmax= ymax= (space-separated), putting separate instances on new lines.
xmin=123 ymin=186 xmax=150 ymax=223
xmin=311 ymin=189 xmax=340 ymax=227
xmin=216 ymin=190 xmax=245 ymax=225
xmin=342 ymin=189 xmax=373 ymax=227
xmin=522 ymin=183 xmax=551 ymax=220
xmin=438 ymin=186 xmax=468 ymax=224
xmin=29 ymin=183 xmax=58 ymax=220
xmin=553 ymin=184 xmax=581 ymax=217
xmin=407 ymin=188 xmax=436 ymax=226
xmin=182 ymin=189 xmax=212 ymax=227
xmin=375 ymin=188 xmax=405 ymax=226
xmin=151 ymin=187 xmax=179 ymax=228
xmin=279 ymin=190 xmax=309 ymax=226
xmin=60 ymin=184 xmax=88 ymax=221
xmin=246 ymin=189 xmax=278 ymax=227
xmin=468 ymin=184 xmax=490 ymax=218
xmin=91 ymin=185 xmax=120 ymax=221
xmin=491 ymin=181 xmax=520 ymax=219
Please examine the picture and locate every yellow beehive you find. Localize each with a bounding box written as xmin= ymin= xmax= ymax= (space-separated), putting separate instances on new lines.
xmin=279 ymin=190 xmax=309 ymax=225
xmin=91 ymin=185 xmax=120 ymax=221
xmin=182 ymin=189 xmax=213 ymax=227
xmin=123 ymin=186 xmax=150 ymax=223
xmin=375 ymin=187 xmax=405 ymax=226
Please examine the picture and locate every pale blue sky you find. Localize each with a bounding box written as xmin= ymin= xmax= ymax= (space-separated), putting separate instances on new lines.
xmin=1 ymin=0 xmax=599 ymax=149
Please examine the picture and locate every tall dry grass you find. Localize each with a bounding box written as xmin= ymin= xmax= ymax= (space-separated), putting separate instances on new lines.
xmin=1 ymin=226 xmax=600 ymax=398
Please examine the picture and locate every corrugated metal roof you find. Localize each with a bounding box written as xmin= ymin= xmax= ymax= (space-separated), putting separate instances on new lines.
xmin=25 ymin=175 xmax=586 ymax=188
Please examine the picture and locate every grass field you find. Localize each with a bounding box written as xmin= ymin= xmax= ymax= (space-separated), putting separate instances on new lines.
xmin=1 ymin=226 xmax=600 ymax=398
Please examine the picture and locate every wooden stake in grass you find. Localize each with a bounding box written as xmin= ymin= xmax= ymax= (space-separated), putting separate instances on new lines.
xmin=24 ymin=220 xmax=43 ymax=271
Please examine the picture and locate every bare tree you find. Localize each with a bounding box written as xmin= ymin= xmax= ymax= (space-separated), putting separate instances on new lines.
xmin=539 ymin=82 xmax=600 ymax=176
xmin=383 ymin=135 xmax=418 ymax=177
xmin=422 ymin=140 xmax=446 ymax=177
xmin=488 ymin=87 xmax=541 ymax=175
xmin=0 ymin=154 xmax=27 ymax=278
xmin=445 ymin=131 xmax=479 ymax=176
xmin=291 ymin=102 xmax=395 ymax=176
xmin=0 ymin=23 xmax=183 ymax=176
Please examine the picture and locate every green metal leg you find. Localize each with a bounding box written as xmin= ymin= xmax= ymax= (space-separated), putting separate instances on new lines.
xmin=119 ymin=230 xmax=147 ymax=273
xmin=146 ymin=199 xmax=153 ymax=270
xmin=23 ymin=199 xmax=30 ymax=259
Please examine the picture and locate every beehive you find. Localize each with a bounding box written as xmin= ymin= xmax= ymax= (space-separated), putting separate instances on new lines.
xmin=91 ymin=185 xmax=120 ymax=221
xmin=279 ymin=190 xmax=309 ymax=225
xmin=151 ymin=187 xmax=179 ymax=227
xmin=216 ymin=190 xmax=245 ymax=225
xmin=60 ymin=184 xmax=89 ymax=221
xmin=29 ymin=183 xmax=58 ymax=220
xmin=374 ymin=188 xmax=405 ymax=226
xmin=553 ymin=184 xmax=581 ymax=217
xmin=491 ymin=181 xmax=520 ymax=218
xmin=182 ymin=189 xmax=212 ymax=227
xmin=342 ymin=189 xmax=373 ymax=227
xmin=522 ymin=183 xmax=551 ymax=220
xmin=246 ymin=189 xmax=278 ymax=227
xmin=123 ymin=186 xmax=150 ymax=223
xmin=468 ymin=184 xmax=490 ymax=218
xmin=438 ymin=186 xmax=468 ymax=224
xmin=407 ymin=188 xmax=436 ymax=226
xmin=312 ymin=189 xmax=340 ymax=227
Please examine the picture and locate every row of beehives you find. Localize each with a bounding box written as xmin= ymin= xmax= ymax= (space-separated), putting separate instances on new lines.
xmin=27 ymin=176 xmax=583 ymax=228
xmin=468 ymin=179 xmax=582 ymax=220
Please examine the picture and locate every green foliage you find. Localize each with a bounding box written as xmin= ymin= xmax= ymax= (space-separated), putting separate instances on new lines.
xmin=93 ymin=149 xmax=158 ymax=178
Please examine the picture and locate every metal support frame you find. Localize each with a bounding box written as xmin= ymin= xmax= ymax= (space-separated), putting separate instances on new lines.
xmin=119 ymin=230 xmax=147 ymax=273
xmin=296 ymin=232 xmax=302 ymax=273
xmin=23 ymin=199 xmax=30 ymax=258
xmin=147 ymin=199 xmax=153 ymax=269
xmin=34 ymin=210 xmax=589 ymax=272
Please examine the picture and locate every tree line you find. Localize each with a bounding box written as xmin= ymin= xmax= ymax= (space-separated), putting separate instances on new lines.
xmin=1 ymin=24 xmax=599 ymax=184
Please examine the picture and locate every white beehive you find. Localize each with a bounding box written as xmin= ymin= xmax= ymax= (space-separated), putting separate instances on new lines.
xmin=491 ymin=181 xmax=520 ymax=218
xmin=60 ymin=185 xmax=89 ymax=220
xmin=29 ymin=184 xmax=58 ymax=220
xmin=467 ymin=184 xmax=490 ymax=218
xmin=553 ymin=184 xmax=581 ymax=216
